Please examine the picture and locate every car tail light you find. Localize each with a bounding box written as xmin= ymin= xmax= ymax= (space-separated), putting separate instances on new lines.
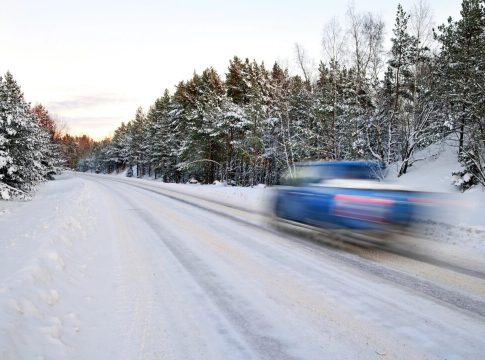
xmin=333 ymin=194 xmax=394 ymax=223
xmin=334 ymin=194 xmax=394 ymax=205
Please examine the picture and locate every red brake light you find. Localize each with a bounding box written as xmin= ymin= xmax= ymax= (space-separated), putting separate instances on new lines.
xmin=334 ymin=194 xmax=394 ymax=205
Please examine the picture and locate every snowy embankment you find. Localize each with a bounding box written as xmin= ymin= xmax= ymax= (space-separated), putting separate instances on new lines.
xmin=386 ymin=140 xmax=485 ymax=253
xmin=387 ymin=140 xmax=485 ymax=228
xmin=0 ymin=174 xmax=118 ymax=359
xmin=113 ymin=173 xmax=269 ymax=212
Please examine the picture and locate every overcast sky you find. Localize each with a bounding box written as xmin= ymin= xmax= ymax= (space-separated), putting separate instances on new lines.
xmin=0 ymin=0 xmax=461 ymax=140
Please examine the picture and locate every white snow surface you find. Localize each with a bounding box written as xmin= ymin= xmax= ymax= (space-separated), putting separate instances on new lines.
xmin=1 ymin=167 xmax=485 ymax=359
xmin=387 ymin=139 xmax=485 ymax=227
xmin=385 ymin=140 xmax=485 ymax=254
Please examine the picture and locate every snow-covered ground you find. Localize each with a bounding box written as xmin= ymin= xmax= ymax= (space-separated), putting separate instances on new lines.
xmin=387 ymin=139 xmax=485 ymax=229
xmin=0 ymin=174 xmax=120 ymax=359
xmin=384 ymin=140 xmax=485 ymax=255
xmin=1 ymin=168 xmax=485 ymax=359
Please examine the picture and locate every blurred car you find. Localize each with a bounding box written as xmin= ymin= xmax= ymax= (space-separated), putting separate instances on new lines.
xmin=271 ymin=161 xmax=434 ymax=237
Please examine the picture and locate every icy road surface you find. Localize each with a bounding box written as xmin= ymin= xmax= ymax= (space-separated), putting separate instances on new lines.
xmin=1 ymin=173 xmax=485 ymax=359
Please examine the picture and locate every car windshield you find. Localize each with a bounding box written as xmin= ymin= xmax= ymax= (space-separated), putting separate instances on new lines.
xmin=280 ymin=162 xmax=384 ymax=186
xmin=280 ymin=166 xmax=322 ymax=186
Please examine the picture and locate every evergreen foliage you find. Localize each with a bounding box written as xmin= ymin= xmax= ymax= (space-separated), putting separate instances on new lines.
xmin=70 ymin=1 xmax=485 ymax=189
xmin=0 ymin=73 xmax=62 ymax=199
xmin=435 ymin=0 xmax=485 ymax=185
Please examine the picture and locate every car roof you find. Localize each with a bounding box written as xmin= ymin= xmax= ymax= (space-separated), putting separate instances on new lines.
xmin=296 ymin=160 xmax=385 ymax=169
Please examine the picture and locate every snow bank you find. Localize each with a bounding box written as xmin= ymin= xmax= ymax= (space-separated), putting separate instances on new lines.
xmin=384 ymin=139 xmax=485 ymax=254
xmin=388 ymin=140 xmax=460 ymax=192
xmin=0 ymin=174 xmax=117 ymax=359
xmin=387 ymin=139 xmax=485 ymax=227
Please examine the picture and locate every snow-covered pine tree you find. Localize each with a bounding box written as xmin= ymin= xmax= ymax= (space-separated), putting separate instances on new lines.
xmin=190 ymin=68 xmax=226 ymax=184
xmin=220 ymin=58 xmax=248 ymax=183
xmin=226 ymin=56 xmax=251 ymax=106
xmin=238 ymin=60 xmax=268 ymax=185
xmin=105 ymin=122 xmax=127 ymax=173
xmin=267 ymin=63 xmax=296 ymax=181
xmin=385 ymin=5 xmax=419 ymax=173
xmin=287 ymin=75 xmax=314 ymax=163
xmin=143 ymin=103 xmax=158 ymax=177
xmin=0 ymin=72 xmax=54 ymax=199
xmin=168 ymin=70 xmax=226 ymax=183
xmin=147 ymin=90 xmax=175 ymax=180
xmin=31 ymin=104 xmax=63 ymax=179
xmin=313 ymin=61 xmax=341 ymax=160
xmin=435 ymin=0 xmax=485 ymax=185
xmin=130 ymin=108 xmax=146 ymax=177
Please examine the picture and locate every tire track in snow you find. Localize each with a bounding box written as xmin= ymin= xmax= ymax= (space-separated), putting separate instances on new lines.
xmin=86 ymin=174 xmax=485 ymax=319
xmin=88 ymin=174 xmax=485 ymax=280
xmin=91 ymin=177 xmax=301 ymax=360
xmin=81 ymin=174 xmax=485 ymax=359
xmin=94 ymin=176 xmax=485 ymax=359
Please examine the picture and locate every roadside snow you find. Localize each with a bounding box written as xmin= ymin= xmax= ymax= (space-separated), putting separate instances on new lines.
xmin=0 ymin=173 xmax=118 ymax=360
xmin=382 ymin=139 xmax=485 ymax=254
xmin=387 ymin=139 xmax=485 ymax=228
xmin=387 ymin=140 xmax=461 ymax=193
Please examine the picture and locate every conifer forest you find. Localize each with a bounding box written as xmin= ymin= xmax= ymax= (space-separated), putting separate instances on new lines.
xmin=2 ymin=0 xmax=485 ymax=195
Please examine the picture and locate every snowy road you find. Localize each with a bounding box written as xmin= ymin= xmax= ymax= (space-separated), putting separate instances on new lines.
xmin=1 ymin=173 xmax=485 ymax=359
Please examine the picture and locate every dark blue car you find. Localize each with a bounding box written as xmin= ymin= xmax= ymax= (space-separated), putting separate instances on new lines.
xmin=272 ymin=161 xmax=429 ymax=235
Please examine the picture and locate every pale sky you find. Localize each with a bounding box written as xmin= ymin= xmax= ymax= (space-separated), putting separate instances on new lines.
xmin=0 ymin=0 xmax=461 ymax=140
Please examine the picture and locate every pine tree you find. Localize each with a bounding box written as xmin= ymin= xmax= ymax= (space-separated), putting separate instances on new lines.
xmin=130 ymin=107 xmax=146 ymax=177
xmin=435 ymin=0 xmax=485 ymax=184
xmin=385 ymin=4 xmax=421 ymax=174
xmin=226 ymin=56 xmax=251 ymax=105
xmin=287 ymin=75 xmax=314 ymax=162
xmin=148 ymin=90 xmax=174 ymax=180
xmin=31 ymin=104 xmax=63 ymax=179
xmin=244 ymin=61 xmax=271 ymax=184
xmin=106 ymin=122 xmax=128 ymax=173
xmin=313 ymin=61 xmax=340 ymax=160
xmin=0 ymin=72 xmax=54 ymax=199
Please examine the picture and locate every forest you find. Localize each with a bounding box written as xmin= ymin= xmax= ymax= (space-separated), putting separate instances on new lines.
xmin=1 ymin=0 xmax=484 ymax=198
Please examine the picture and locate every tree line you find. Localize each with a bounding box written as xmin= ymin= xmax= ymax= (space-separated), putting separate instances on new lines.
xmin=80 ymin=1 xmax=484 ymax=188
xmin=0 ymin=73 xmax=64 ymax=199
xmin=0 ymin=72 xmax=108 ymax=199
xmin=3 ymin=1 xmax=483 ymax=195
